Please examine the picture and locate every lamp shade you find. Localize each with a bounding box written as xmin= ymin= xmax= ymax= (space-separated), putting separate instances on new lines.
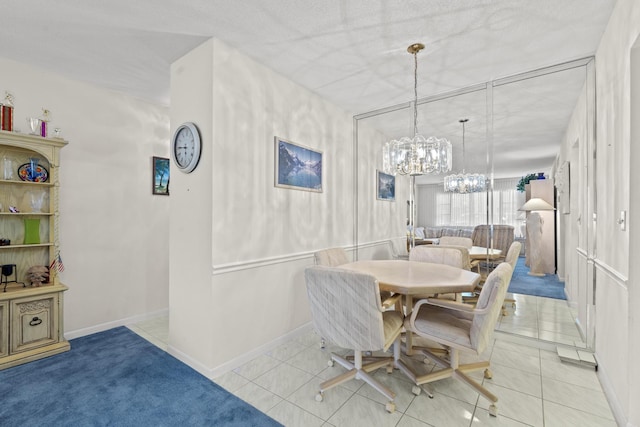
xmin=519 ymin=197 xmax=555 ymax=211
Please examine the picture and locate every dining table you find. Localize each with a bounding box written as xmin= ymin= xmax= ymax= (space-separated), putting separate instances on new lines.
xmin=468 ymin=246 xmax=502 ymax=260
xmin=339 ymin=259 xmax=481 ymax=354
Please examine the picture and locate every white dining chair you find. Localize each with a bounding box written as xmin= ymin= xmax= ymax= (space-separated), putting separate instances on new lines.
xmin=402 ymin=263 xmax=514 ymax=417
xmin=304 ymin=266 xmax=403 ymax=413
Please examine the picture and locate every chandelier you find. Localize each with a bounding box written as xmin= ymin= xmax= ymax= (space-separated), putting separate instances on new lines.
xmin=382 ymin=43 xmax=452 ymax=176
xmin=443 ymin=118 xmax=487 ymax=193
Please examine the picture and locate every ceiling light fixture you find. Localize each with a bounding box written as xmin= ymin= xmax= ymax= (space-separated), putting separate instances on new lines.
xmin=382 ymin=43 xmax=452 ymax=176
xmin=443 ymin=118 xmax=487 ymax=193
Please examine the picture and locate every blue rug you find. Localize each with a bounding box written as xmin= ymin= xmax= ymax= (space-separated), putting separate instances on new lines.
xmin=507 ymin=257 xmax=566 ymax=300
xmin=0 ymin=327 xmax=282 ymax=427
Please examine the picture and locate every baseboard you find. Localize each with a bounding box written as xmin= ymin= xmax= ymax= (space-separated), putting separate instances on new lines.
xmin=64 ymin=308 xmax=169 ymax=340
xmin=596 ymin=355 xmax=628 ymax=427
xmin=168 ymin=322 xmax=314 ymax=381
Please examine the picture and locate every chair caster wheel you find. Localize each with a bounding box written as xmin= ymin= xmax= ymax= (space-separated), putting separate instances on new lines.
xmin=489 ymin=404 xmax=498 ymax=417
xmin=315 ymin=392 xmax=323 ymax=402
xmin=327 ymin=359 xmax=334 ymax=367
xmin=411 ymin=386 xmax=421 ymax=396
xmin=484 ymin=368 xmax=493 ymax=379
xmin=385 ymin=402 xmax=396 ymax=413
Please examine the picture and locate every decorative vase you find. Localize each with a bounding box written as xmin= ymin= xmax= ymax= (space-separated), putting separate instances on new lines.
xmin=27 ymin=117 xmax=41 ymax=135
xmin=30 ymin=190 xmax=46 ymax=213
xmin=24 ymin=218 xmax=40 ymax=244
xmin=537 ymin=172 xmax=545 ymax=179
xmin=29 ymin=157 xmax=39 ymax=181
xmin=2 ymin=156 xmax=14 ymax=180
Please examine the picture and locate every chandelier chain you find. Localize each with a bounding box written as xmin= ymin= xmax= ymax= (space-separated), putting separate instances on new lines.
xmin=461 ymin=119 xmax=466 ymax=172
xmin=413 ymin=51 xmax=418 ymax=137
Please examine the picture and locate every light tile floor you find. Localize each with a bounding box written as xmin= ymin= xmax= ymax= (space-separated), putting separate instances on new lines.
xmin=496 ymin=293 xmax=587 ymax=348
xmin=130 ymin=299 xmax=615 ymax=427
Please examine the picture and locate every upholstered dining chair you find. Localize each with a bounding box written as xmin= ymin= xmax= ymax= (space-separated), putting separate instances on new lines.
xmin=501 ymin=241 xmax=522 ymax=314
xmin=314 ymin=247 xmax=395 ymax=308
xmin=409 ymin=245 xmax=472 ymax=271
xmin=406 ymin=245 xmax=472 ymax=354
xmin=304 ymin=266 xmax=403 ymax=413
xmin=438 ymin=236 xmax=473 ymax=249
xmin=401 ymin=263 xmax=513 ymax=417
xmin=314 ymin=247 xmax=349 ymax=267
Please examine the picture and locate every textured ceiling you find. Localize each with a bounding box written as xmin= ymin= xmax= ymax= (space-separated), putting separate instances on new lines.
xmin=0 ymin=0 xmax=616 ymax=180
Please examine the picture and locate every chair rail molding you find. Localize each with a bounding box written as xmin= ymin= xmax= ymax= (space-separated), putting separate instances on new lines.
xmin=211 ymin=246 xmax=357 ymax=275
xmin=593 ymin=257 xmax=629 ymax=288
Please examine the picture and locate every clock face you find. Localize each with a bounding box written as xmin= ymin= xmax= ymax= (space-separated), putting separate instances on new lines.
xmin=172 ymin=122 xmax=201 ymax=173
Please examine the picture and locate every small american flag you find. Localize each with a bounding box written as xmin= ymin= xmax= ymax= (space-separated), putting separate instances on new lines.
xmin=49 ymin=253 xmax=65 ymax=273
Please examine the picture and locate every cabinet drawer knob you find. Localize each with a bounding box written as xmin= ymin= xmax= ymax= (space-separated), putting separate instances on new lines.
xmin=29 ymin=317 xmax=43 ymax=326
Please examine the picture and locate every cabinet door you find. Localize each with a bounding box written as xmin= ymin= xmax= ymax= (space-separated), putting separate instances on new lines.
xmin=0 ymin=301 xmax=7 ymax=357
xmin=10 ymin=293 xmax=59 ymax=353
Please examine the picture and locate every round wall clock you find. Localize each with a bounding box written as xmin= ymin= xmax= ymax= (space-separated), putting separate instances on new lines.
xmin=171 ymin=122 xmax=202 ymax=173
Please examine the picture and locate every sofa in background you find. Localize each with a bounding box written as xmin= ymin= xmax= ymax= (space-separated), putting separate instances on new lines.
xmin=417 ymin=226 xmax=476 ymax=239
xmin=414 ymin=225 xmax=515 ymax=255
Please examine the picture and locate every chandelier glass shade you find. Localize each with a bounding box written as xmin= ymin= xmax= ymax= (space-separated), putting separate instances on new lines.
xmin=443 ymin=118 xmax=487 ymax=193
xmin=382 ymin=43 xmax=452 ymax=177
xmin=382 ymin=135 xmax=452 ymax=176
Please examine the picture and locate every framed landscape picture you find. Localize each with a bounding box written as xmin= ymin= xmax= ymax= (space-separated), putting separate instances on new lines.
xmin=274 ymin=136 xmax=323 ymax=192
xmin=153 ymin=156 xmax=170 ymax=195
xmin=376 ymin=170 xmax=395 ymax=201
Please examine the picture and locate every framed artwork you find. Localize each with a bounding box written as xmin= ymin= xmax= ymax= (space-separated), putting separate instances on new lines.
xmin=274 ymin=136 xmax=322 ymax=192
xmin=555 ymin=160 xmax=570 ymax=214
xmin=376 ymin=170 xmax=395 ymax=201
xmin=152 ymin=156 xmax=170 ymax=195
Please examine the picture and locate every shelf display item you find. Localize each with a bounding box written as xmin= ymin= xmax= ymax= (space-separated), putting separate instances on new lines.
xmin=40 ymin=109 xmax=51 ymax=138
xmin=0 ymin=92 xmax=14 ymax=131
xmin=30 ymin=190 xmax=46 ymax=212
xmin=17 ymin=162 xmax=48 ymax=182
xmin=23 ymin=218 xmax=40 ymax=244
xmin=2 ymin=156 xmax=14 ymax=180
xmin=1 ymin=264 xmax=22 ymax=292
xmin=26 ymin=265 xmax=49 ymax=287
xmin=27 ymin=117 xmax=41 ymax=135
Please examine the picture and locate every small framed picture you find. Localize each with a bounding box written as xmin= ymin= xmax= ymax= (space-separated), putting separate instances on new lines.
xmin=376 ymin=170 xmax=395 ymax=201
xmin=274 ymin=136 xmax=322 ymax=192
xmin=152 ymin=156 xmax=170 ymax=195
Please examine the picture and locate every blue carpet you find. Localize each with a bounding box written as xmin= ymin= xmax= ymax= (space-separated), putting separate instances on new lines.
xmin=507 ymin=257 xmax=566 ymax=300
xmin=0 ymin=327 xmax=282 ymax=427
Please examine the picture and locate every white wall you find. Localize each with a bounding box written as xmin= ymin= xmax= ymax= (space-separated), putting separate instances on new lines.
xmin=555 ymin=0 xmax=640 ymax=424
xmin=168 ymin=40 xmax=216 ymax=369
xmin=355 ymin=115 xmax=407 ymax=259
xmin=169 ymin=38 xmax=356 ymax=374
xmin=0 ymin=58 xmax=171 ymax=336
xmin=593 ymin=1 xmax=639 ymax=425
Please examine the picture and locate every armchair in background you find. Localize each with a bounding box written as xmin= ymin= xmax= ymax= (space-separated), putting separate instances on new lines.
xmin=438 ymin=236 xmax=473 ymax=249
xmin=472 ymin=225 xmax=515 ymax=272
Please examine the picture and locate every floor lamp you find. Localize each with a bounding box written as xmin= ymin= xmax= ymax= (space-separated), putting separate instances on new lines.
xmin=519 ymin=198 xmax=555 ymax=276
